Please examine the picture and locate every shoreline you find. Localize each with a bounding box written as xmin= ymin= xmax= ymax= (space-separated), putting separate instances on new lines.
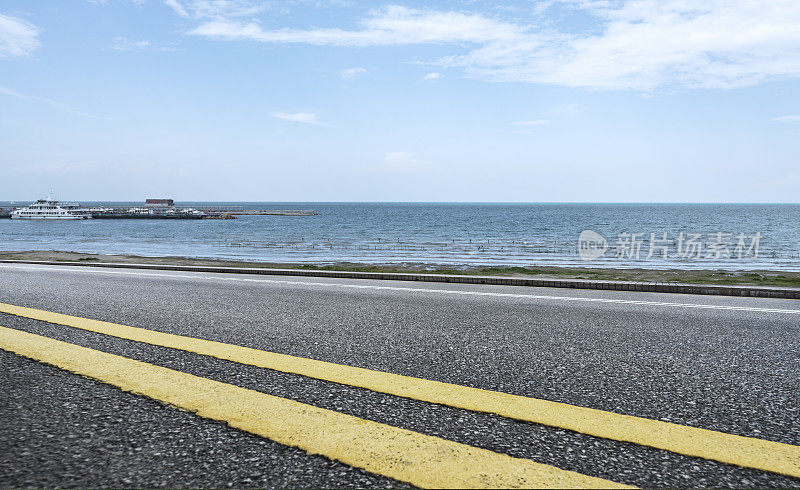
xmin=1 ymin=250 xmax=798 ymax=288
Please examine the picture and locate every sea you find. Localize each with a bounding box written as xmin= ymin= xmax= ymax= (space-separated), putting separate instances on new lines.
xmin=1 ymin=202 xmax=798 ymax=271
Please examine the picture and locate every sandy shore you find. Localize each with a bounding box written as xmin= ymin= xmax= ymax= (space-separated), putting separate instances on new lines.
xmin=1 ymin=250 xmax=798 ymax=288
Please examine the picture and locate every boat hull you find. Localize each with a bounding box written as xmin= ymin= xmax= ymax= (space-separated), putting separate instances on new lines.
xmin=11 ymin=215 xmax=88 ymax=220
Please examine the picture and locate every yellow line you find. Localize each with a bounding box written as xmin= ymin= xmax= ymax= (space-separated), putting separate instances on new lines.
xmin=0 ymin=326 xmax=627 ymax=489
xmin=2 ymin=302 xmax=799 ymax=478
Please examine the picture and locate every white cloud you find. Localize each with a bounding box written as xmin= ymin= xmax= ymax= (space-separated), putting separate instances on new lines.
xmin=164 ymin=0 xmax=190 ymax=17
xmin=165 ymin=0 xmax=265 ymax=19
xmin=340 ymin=67 xmax=367 ymax=79
xmin=0 ymin=86 xmax=112 ymax=120
xmin=110 ymin=36 xmax=175 ymax=51
xmin=379 ymin=151 xmax=430 ymax=172
xmin=271 ymin=111 xmax=328 ymax=126
xmin=545 ymin=103 xmax=586 ymax=119
xmin=192 ymin=0 xmax=265 ymax=18
xmin=447 ymin=0 xmax=800 ymax=90
xmin=111 ymin=37 xmax=149 ymax=50
xmin=511 ymin=104 xmax=584 ymax=132
xmin=772 ymin=171 xmax=800 ymax=188
xmin=423 ymin=72 xmax=442 ymax=81
xmin=772 ymin=115 xmax=800 ymax=123
xmin=189 ymin=1 xmax=800 ymax=91
xmin=92 ymin=0 xmax=147 ymax=4
xmin=190 ymin=5 xmax=523 ymax=46
xmin=0 ymin=13 xmax=40 ymax=57
xmin=512 ymin=119 xmax=550 ymax=127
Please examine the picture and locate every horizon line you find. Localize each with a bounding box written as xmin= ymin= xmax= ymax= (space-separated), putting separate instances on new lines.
xmin=2 ymin=200 xmax=800 ymax=205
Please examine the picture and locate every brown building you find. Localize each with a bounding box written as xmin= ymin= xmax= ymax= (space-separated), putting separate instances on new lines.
xmin=145 ymin=199 xmax=174 ymax=206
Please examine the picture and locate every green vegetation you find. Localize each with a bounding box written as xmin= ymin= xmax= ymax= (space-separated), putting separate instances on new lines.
xmin=2 ymin=250 xmax=798 ymax=288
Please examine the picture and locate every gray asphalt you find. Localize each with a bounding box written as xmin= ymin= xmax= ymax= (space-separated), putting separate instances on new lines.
xmin=0 ymin=263 xmax=799 ymax=489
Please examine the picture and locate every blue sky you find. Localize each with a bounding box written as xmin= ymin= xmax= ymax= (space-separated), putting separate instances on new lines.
xmin=1 ymin=0 xmax=799 ymax=202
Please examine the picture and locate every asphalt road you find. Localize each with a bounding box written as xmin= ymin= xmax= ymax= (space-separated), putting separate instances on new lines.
xmin=0 ymin=262 xmax=798 ymax=488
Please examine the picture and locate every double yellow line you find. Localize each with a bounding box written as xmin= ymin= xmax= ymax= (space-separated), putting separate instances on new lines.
xmin=1 ymin=301 xmax=798 ymax=488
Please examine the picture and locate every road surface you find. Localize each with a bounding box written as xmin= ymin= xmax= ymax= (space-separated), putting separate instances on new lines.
xmin=0 ymin=262 xmax=798 ymax=488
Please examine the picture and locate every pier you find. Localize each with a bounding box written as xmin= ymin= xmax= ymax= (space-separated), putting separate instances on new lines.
xmin=228 ymin=210 xmax=317 ymax=216
xmin=0 ymin=203 xmax=317 ymax=219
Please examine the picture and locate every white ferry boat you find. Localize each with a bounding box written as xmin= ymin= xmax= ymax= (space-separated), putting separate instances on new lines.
xmin=11 ymin=197 xmax=90 ymax=220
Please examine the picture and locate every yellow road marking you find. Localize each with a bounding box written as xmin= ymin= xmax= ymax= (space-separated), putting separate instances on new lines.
xmin=0 ymin=326 xmax=628 ymax=489
xmin=2 ymin=302 xmax=799 ymax=478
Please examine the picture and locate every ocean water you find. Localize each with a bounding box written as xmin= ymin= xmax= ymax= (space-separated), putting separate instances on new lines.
xmin=1 ymin=202 xmax=799 ymax=271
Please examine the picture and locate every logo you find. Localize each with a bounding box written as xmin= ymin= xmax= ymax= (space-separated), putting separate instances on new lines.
xmin=577 ymin=229 xmax=608 ymax=261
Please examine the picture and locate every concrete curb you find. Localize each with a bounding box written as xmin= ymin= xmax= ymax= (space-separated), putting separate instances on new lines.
xmin=2 ymin=259 xmax=799 ymax=299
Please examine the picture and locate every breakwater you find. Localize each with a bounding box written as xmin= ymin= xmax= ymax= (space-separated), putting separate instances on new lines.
xmin=0 ymin=204 xmax=317 ymax=219
xmin=230 ymin=210 xmax=317 ymax=216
